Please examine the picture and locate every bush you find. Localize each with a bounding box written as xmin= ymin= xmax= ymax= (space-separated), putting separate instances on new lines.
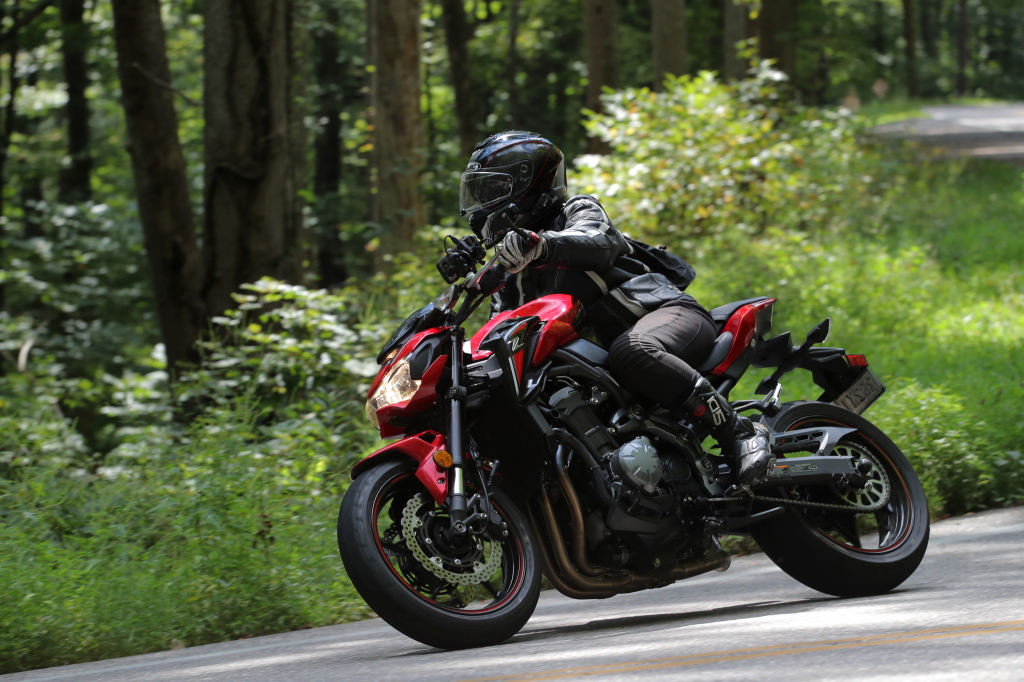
xmin=870 ymin=380 xmax=1023 ymax=515
xmin=575 ymin=65 xmax=874 ymax=246
xmin=0 ymin=397 xmax=370 ymax=673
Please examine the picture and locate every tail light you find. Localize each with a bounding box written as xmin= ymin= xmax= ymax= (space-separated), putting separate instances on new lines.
xmin=846 ymin=354 xmax=869 ymax=367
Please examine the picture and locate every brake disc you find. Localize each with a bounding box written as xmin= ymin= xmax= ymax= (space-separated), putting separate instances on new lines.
xmin=400 ymin=495 xmax=502 ymax=586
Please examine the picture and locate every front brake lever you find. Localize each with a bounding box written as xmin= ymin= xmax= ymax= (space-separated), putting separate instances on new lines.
xmin=496 ymin=205 xmax=541 ymax=245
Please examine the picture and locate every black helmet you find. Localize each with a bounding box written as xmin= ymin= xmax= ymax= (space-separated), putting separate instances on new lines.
xmin=460 ymin=131 xmax=567 ymax=226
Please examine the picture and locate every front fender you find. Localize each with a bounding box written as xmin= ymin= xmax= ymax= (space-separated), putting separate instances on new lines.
xmin=350 ymin=430 xmax=449 ymax=505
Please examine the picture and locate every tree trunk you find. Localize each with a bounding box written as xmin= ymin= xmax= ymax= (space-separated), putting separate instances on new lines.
xmin=439 ymin=0 xmax=478 ymax=158
xmin=21 ymin=67 xmax=43 ymax=238
xmin=956 ymin=0 xmax=968 ymax=95
xmin=21 ymin=175 xmax=43 ymax=238
xmin=902 ymin=0 xmax=919 ymax=97
xmin=202 ymin=0 xmax=310 ymax=318
xmin=368 ymin=0 xmax=424 ymax=258
xmin=506 ymin=0 xmax=520 ymax=127
xmin=58 ymin=0 xmax=91 ymax=203
xmin=920 ymin=0 xmax=936 ymax=59
xmin=584 ymin=0 xmax=619 ymax=154
xmin=313 ymin=0 xmax=347 ymax=287
xmin=722 ymin=0 xmax=750 ymax=80
xmin=759 ymin=0 xmax=797 ymax=78
xmin=0 ymin=4 xmax=18 ymax=315
xmin=552 ymin=66 xmax=568 ymax=143
xmin=873 ymin=0 xmax=886 ymax=57
xmin=651 ymin=0 xmax=686 ymax=90
xmin=110 ymin=0 xmax=204 ymax=372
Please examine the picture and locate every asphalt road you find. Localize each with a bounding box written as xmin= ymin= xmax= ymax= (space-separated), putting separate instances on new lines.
xmin=6 ymin=506 xmax=1024 ymax=682
xmin=875 ymin=103 xmax=1024 ymax=161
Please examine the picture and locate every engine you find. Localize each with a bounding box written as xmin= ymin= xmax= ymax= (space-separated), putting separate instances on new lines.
xmin=546 ymin=383 xmax=704 ymax=570
xmin=609 ymin=436 xmax=663 ymax=495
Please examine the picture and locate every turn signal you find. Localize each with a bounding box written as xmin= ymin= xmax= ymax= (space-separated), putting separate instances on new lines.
xmin=433 ymin=450 xmax=454 ymax=469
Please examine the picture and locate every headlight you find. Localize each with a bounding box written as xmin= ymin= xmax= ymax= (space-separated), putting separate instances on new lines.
xmin=365 ymin=359 xmax=421 ymax=430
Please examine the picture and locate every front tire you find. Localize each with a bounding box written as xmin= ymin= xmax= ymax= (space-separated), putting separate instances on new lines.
xmin=338 ymin=458 xmax=541 ymax=649
xmin=750 ymin=401 xmax=929 ymax=598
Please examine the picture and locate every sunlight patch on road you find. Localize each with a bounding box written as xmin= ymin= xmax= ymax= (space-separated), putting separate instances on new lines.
xmin=456 ymin=620 xmax=1024 ymax=682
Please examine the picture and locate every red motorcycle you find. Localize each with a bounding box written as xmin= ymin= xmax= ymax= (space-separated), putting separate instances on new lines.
xmin=337 ymin=235 xmax=929 ymax=649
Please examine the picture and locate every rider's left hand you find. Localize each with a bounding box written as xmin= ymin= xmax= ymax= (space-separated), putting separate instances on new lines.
xmin=498 ymin=232 xmax=546 ymax=274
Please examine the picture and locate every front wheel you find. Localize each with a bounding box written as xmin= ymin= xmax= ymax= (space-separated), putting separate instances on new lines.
xmin=338 ymin=458 xmax=541 ymax=649
xmin=750 ymin=401 xmax=929 ymax=598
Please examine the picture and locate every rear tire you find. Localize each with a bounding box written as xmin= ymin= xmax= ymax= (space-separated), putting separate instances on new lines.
xmin=338 ymin=458 xmax=541 ymax=649
xmin=750 ymin=401 xmax=929 ymax=598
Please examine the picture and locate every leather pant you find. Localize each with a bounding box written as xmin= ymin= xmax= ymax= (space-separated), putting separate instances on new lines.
xmin=607 ymin=304 xmax=716 ymax=406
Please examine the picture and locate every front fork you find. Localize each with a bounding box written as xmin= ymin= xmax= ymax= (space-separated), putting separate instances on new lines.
xmin=446 ymin=327 xmax=470 ymax=535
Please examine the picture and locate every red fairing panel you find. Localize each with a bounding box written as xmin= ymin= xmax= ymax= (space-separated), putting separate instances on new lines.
xmin=469 ymin=294 xmax=581 ymax=364
xmin=712 ymin=299 xmax=776 ymax=376
xmin=532 ymin=317 xmax=580 ymax=366
xmin=350 ymin=430 xmax=449 ymax=505
xmin=376 ymin=354 xmax=448 ymax=438
xmin=368 ymin=327 xmax=445 ymax=397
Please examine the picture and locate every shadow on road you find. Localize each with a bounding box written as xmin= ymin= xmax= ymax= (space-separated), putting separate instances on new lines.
xmin=392 ymin=596 xmax=840 ymax=657
xmin=511 ymin=597 xmax=840 ymax=643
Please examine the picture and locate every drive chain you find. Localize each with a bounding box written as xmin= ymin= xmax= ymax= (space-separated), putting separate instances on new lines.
xmin=748 ymin=491 xmax=889 ymax=513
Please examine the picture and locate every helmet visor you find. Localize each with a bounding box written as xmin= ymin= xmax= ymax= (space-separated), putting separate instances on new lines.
xmin=551 ymin=157 xmax=566 ymax=191
xmin=460 ymin=161 xmax=534 ymax=214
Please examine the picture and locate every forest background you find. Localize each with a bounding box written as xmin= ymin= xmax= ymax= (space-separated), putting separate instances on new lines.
xmin=1 ymin=0 xmax=1023 ymax=673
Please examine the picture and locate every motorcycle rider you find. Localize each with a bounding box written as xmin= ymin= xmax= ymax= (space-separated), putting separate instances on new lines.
xmin=461 ymin=131 xmax=774 ymax=490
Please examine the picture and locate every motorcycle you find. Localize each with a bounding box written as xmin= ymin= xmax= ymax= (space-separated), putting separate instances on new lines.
xmin=337 ymin=231 xmax=929 ymax=650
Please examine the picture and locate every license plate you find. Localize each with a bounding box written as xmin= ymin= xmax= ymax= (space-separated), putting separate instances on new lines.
xmin=835 ymin=368 xmax=885 ymax=414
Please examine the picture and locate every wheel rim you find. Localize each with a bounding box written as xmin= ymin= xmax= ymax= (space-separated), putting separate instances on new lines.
xmin=370 ymin=470 xmax=527 ymax=613
xmin=780 ymin=417 xmax=917 ymax=554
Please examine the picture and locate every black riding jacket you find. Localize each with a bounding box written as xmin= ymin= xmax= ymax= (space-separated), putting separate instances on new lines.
xmin=490 ymin=195 xmax=702 ymax=320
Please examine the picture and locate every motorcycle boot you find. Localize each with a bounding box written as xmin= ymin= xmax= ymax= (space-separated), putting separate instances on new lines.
xmin=676 ymin=378 xmax=774 ymax=490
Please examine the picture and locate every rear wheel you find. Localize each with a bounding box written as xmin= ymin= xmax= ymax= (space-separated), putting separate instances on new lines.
xmin=338 ymin=458 xmax=541 ymax=649
xmin=750 ymin=401 xmax=929 ymax=597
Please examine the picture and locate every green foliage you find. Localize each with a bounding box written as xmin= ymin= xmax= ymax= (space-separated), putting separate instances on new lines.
xmin=870 ymin=380 xmax=1023 ymax=515
xmin=0 ymin=396 xmax=370 ymax=673
xmin=576 ymin=66 xmax=872 ymax=244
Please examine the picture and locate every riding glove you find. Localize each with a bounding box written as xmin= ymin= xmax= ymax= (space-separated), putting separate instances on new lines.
xmin=498 ymin=231 xmax=546 ymax=273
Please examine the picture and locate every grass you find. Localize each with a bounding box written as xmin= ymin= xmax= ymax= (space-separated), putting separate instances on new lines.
xmin=0 ymin=399 xmax=372 ymax=673
xmin=859 ymin=97 xmax=1010 ymax=125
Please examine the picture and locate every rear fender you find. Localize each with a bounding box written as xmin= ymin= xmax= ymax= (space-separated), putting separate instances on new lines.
xmin=350 ymin=431 xmax=449 ymax=505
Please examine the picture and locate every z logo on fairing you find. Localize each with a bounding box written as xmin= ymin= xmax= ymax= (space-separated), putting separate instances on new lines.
xmin=509 ymin=335 xmax=525 ymax=353
xmin=707 ymin=396 xmax=726 ymax=427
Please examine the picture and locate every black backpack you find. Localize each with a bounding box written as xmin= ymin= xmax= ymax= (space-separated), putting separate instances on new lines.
xmin=625 ymin=238 xmax=696 ymax=290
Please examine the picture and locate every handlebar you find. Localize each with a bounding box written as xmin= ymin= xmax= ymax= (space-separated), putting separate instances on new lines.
xmin=465 ymin=248 xmax=504 ymax=291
